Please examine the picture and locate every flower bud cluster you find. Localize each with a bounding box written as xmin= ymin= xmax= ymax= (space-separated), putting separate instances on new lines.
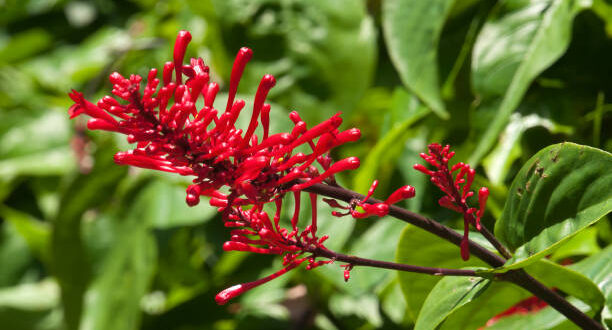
xmin=414 ymin=143 xmax=489 ymax=260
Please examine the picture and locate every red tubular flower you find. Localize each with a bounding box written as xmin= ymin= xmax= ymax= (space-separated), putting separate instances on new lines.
xmin=413 ymin=143 xmax=489 ymax=261
xmin=322 ymin=180 xmax=415 ymax=219
xmin=68 ymin=30 xmax=371 ymax=304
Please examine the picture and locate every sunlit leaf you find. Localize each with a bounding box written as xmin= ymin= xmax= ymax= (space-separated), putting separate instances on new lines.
xmin=469 ymin=0 xmax=591 ymax=164
xmin=495 ymin=143 xmax=612 ymax=270
xmin=383 ymin=0 xmax=455 ymax=118
xmin=415 ymin=274 xmax=491 ymax=330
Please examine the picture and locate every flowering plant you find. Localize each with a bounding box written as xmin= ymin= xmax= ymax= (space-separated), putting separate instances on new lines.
xmin=66 ymin=30 xmax=610 ymax=330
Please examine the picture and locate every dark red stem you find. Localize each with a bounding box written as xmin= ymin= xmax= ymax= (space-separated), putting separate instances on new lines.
xmin=303 ymin=182 xmax=506 ymax=267
xmin=309 ymin=246 xmax=479 ymax=276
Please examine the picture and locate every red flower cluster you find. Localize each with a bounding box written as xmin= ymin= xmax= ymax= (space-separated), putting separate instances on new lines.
xmin=68 ymin=30 xmax=416 ymax=305
xmin=414 ymin=143 xmax=489 ymax=260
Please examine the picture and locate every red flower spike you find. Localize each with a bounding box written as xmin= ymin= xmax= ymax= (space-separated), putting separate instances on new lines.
xmin=68 ymin=30 xmax=372 ymax=301
xmin=414 ymin=143 xmax=490 ymax=261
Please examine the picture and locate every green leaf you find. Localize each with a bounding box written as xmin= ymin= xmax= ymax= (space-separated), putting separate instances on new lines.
xmin=209 ymin=0 xmax=377 ymax=120
xmin=0 ymin=279 xmax=62 ymax=330
xmin=568 ymin=245 xmax=612 ymax=327
xmin=395 ymin=225 xmax=490 ymax=320
xmin=483 ymin=298 xmax=590 ymax=330
xmin=495 ymin=143 xmax=612 ymax=270
xmin=136 ymin=179 xmax=216 ymax=229
xmin=382 ymin=0 xmax=454 ymax=119
xmin=483 ymin=113 xmax=573 ymax=185
xmin=51 ymin=143 xmax=127 ymax=330
xmin=0 ymin=206 xmax=50 ymax=264
xmin=316 ymin=219 xmax=405 ymax=294
xmin=379 ymin=279 xmax=409 ymax=325
xmin=525 ymin=259 xmax=605 ymax=313
xmin=550 ymin=227 xmax=601 ymax=262
xmin=79 ymin=212 xmax=157 ymax=330
xmin=439 ymin=281 xmax=529 ymax=330
xmin=353 ymin=105 xmax=429 ymax=193
xmin=469 ymin=0 xmax=590 ymax=165
xmin=0 ymin=28 xmax=52 ymax=64
xmin=415 ymin=274 xmax=491 ymax=330
xmin=485 ymin=247 xmax=612 ymax=329
xmin=0 ymin=223 xmax=33 ymax=287
xmin=0 ymin=111 xmax=74 ymax=180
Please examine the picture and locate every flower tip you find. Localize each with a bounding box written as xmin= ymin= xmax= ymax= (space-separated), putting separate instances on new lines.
xmin=68 ymin=103 xmax=83 ymax=119
xmin=348 ymin=128 xmax=361 ymax=139
xmin=215 ymin=284 xmax=244 ymax=305
xmin=113 ymin=152 xmax=128 ymax=164
xmin=177 ymin=30 xmax=192 ymax=41
xmin=261 ymin=74 xmax=276 ymax=88
xmin=344 ymin=157 xmax=360 ymax=169
xmin=330 ymin=114 xmax=343 ymax=127
xmin=238 ymin=47 xmax=253 ymax=60
xmin=186 ymin=194 xmax=200 ymax=207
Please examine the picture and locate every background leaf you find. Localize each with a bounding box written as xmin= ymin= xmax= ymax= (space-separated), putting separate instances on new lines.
xmin=383 ymin=0 xmax=455 ymax=118
xmin=469 ymin=0 xmax=590 ymax=164
xmin=415 ymin=274 xmax=491 ymax=330
xmin=395 ymin=225 xmax=491 ymax=320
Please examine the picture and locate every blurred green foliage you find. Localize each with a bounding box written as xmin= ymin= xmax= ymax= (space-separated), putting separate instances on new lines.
xmin=0 ymin=0 xmax=610 ymax=329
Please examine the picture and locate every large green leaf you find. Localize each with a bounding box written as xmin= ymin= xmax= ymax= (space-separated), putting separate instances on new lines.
xmin=495 ymin=143 xmax=612 ymax=270
xmin=136 ymin=179 xmax=216 ymax=229
xmin=550 ymin=227 xmax=602 ymax=262
xmin=415 ymin=274 xmax=491 ymax=330
xmin=568 ymin=245 xmax=612 ymax=327
xmin=382 ymin=0 xmax=454 ymax=119
xmin=395 ymin=225 xmax=490 ymax=320
xmin=433 ymin=258 xmax=605 ymax=329
xmin=526 ymin=259 xmax=605 ymax=313
xmin=353 ymin=105 xmax=429 ymax=193
xmin=439 ymin=281 xmax=530 ymax=330
xmin=484 ymin=247 xmax=612 ymax=329
xmin=469 ymin=0 xmax=590 ymax=165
